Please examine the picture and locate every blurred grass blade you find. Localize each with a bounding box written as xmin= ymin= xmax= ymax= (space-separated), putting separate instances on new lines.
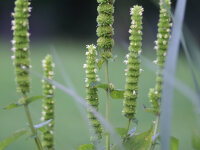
xmin=50 ymin=46 xmax=102 ymax=149
xmin=51 ymin=46 xmax=76 ymax=90
xmin=183 ymin=26 xmax=200 ymax=73
xmin=181 ymin=35 xmax=200 ymax=105
xmin=160 ymin=1 xmax=187 ymax=150
xmin=34 ymin=119 xmax=52 ymax=129
xmin=141 ymin=55 xmax=200 ymax=114
xmin=32 ymin=71 xmax=125 ymax=150
xmin=0 ymin=129 xmax=28 ymax=150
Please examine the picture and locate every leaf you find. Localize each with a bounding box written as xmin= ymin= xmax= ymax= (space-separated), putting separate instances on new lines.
xmin=171 ymin=136 xmax=179 ymax=150
xmin=115 ymin=128 xmax=128 ymax=138
xmin=192 ymin=132 xmax=200 ymax=150
xmin=89 ymin=81 xmax=109 ymax=90
xmin=124 ymin=125 xmax=154 ymax=150
xmin=26 ymin=95 xmax=44 ymax=104
xmin=34 ymin=119 xmax=52 ymax=129
xmin=78 ymin=144 xmax=95 ymax=150
xmin=110 ymin=89 xmax=124 ymax=99
xmin=4 ymin=96 xmax=44 ymax=110
xmin=0 ymin=129 xmax=28 ymax=150
xmin=97 ymin=58 xmax=105 ymax=70
xmin=4 ymin=103 xmax=22 ymax=110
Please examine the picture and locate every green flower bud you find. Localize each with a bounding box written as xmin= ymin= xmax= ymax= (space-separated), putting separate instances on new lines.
xmin=96 ymin=0 xmax=115 ymax=53
xmin=41 ymin=55 xmax=55 ymax=150
xmin=11 ymin=0 xmax=31 ymax=94
xmin=84 ymin=44 xmax=102 ymax=140
xmin=123 ymin=5 xmax=144 ymax=120
xmin=149 ymin=0 xmax=171 ymax=115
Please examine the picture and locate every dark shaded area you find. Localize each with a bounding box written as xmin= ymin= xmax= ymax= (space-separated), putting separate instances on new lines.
xmin=0 ymin=0 xmax=199 ymax=42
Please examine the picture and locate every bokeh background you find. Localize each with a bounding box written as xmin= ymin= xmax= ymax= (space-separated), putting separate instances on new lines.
xmin=0 ymin=0 xmax=200 ymax=150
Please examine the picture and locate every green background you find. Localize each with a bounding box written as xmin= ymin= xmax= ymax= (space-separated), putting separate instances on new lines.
xmin=0 ymin=39 xmax=199 ymax=150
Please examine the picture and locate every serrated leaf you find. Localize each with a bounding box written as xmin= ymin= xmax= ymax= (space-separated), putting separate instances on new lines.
xmin=110 ymin=89 xmax=124 ymax=99
xmin=124 ymin=125 xmax=154 ymax=150
xmin=78 ymin=144 xmax=95 ymax=150
xmin=97 ymin=58 xmax=105 ymax=70
xmin=115 ymin=128 xmax=128 ymax=138
xmin=34 ymin=119 xmax=52 ymax=129
xmin=192 ymin=132 xmax=200 ymax=150
xmin=171 ymin=136 xmax=179 ymax=150
xmin=26 ymin=95 xmax=44 ymax=104
xmin=0 ymin=129 xmax=28 ymax=150
xmin=3 ymin=103 xmax=22 ymax=110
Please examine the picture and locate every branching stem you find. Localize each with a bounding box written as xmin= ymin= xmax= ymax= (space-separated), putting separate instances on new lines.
xmin=24 ymin=101 xmax=43 ymax=150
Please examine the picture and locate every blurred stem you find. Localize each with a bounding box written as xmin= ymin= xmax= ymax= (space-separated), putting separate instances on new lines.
xmin=150 ymin=115 xmax=159 ymax=150
xmin=105 ymin=60 xmax=110 ymax=150
xmin=126 ymin=119 xmax=131 ymax=134
xmin=24 ymin=99 xmax=43 ymax=150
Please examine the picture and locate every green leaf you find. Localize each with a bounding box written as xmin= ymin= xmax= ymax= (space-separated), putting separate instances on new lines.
xmin=171 ymin=136 xmax=179 ymax=150
xmin=89 ymin=81 xmax=109 ymax=90
xmin=110 ymin=89 xmax=124 ymax=99
xmin=4 ymin=96 xmax=44 ymax=110
xmin=192 ymin=132 xmax=200 ymax=150
xmin=115 ymin=128 xmax=128 ymax=138
xmin=4 ymin=103 xmax=22 ymax=110
xmin=26 ymin=95 xmax=44 ymax=104
xmin=124 ymin=125 xmax=154 ymax=150
xmin=0 ymin=129 xmax=29 ymax=150
xmin=97 ymin=58 xmax=105 ymax=70
xmin=78 ymin=144 xmax=95 ymax=150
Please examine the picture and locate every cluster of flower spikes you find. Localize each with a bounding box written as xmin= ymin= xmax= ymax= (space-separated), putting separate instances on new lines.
xmin=41 ymin=55 xmax=55 ymax=150
xmin=83 ymin=44 xmax=102 ymax=140
xmin=123 ymin=5 xmax=144 ymax=120
xmin=149 ymin=0 xmax=171 ymax=115
xmin=11 ymin=0 xmax=32 ymax=94
xmin=96 ymin=0 xmax=115 ymax=58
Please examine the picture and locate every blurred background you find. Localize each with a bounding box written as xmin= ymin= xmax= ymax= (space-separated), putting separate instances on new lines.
xmin=0 ymin=0 xmax=200 ymax=150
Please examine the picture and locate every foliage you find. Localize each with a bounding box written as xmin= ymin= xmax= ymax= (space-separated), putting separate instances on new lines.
xmin=1 ymin=0 xmax=197 ymax=149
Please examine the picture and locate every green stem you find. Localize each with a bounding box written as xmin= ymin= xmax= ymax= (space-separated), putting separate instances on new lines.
xmin=24 ymin=104 xmax=43 ymax=150
xmin=126 ymin=119 xmax=131 ymax=134
xmin=105 ymin=60 xmax=110 ymax=150
xmin=150 ymin=115 xmax=159 ymax=150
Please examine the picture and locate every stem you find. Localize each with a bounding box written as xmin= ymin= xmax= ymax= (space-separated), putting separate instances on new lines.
xmin=105 ymin=60 xmax=110 ymax=150
xmin=150 ymin=115 xmax=160 ymax=150
xmin=126 ymin=119 xmax=131 ymax=134
xmin=24 ymin=104 xmax=43 ymax=150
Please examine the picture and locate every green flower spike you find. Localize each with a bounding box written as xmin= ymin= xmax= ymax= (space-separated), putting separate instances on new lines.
xmin=96 ymin=0 xmax=115 ymax=59
xmin=41 ymin=55 xmax=55 ymax=150
xmin=84 ymin=44 xmax=102 ymax=141
xmin=123 ymin=5 xmax=144 ymax=120
xmin=149 ymin=0 xmax=171 ymax=115
xmin=11 ymin=0 xmax=31 ymax=94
